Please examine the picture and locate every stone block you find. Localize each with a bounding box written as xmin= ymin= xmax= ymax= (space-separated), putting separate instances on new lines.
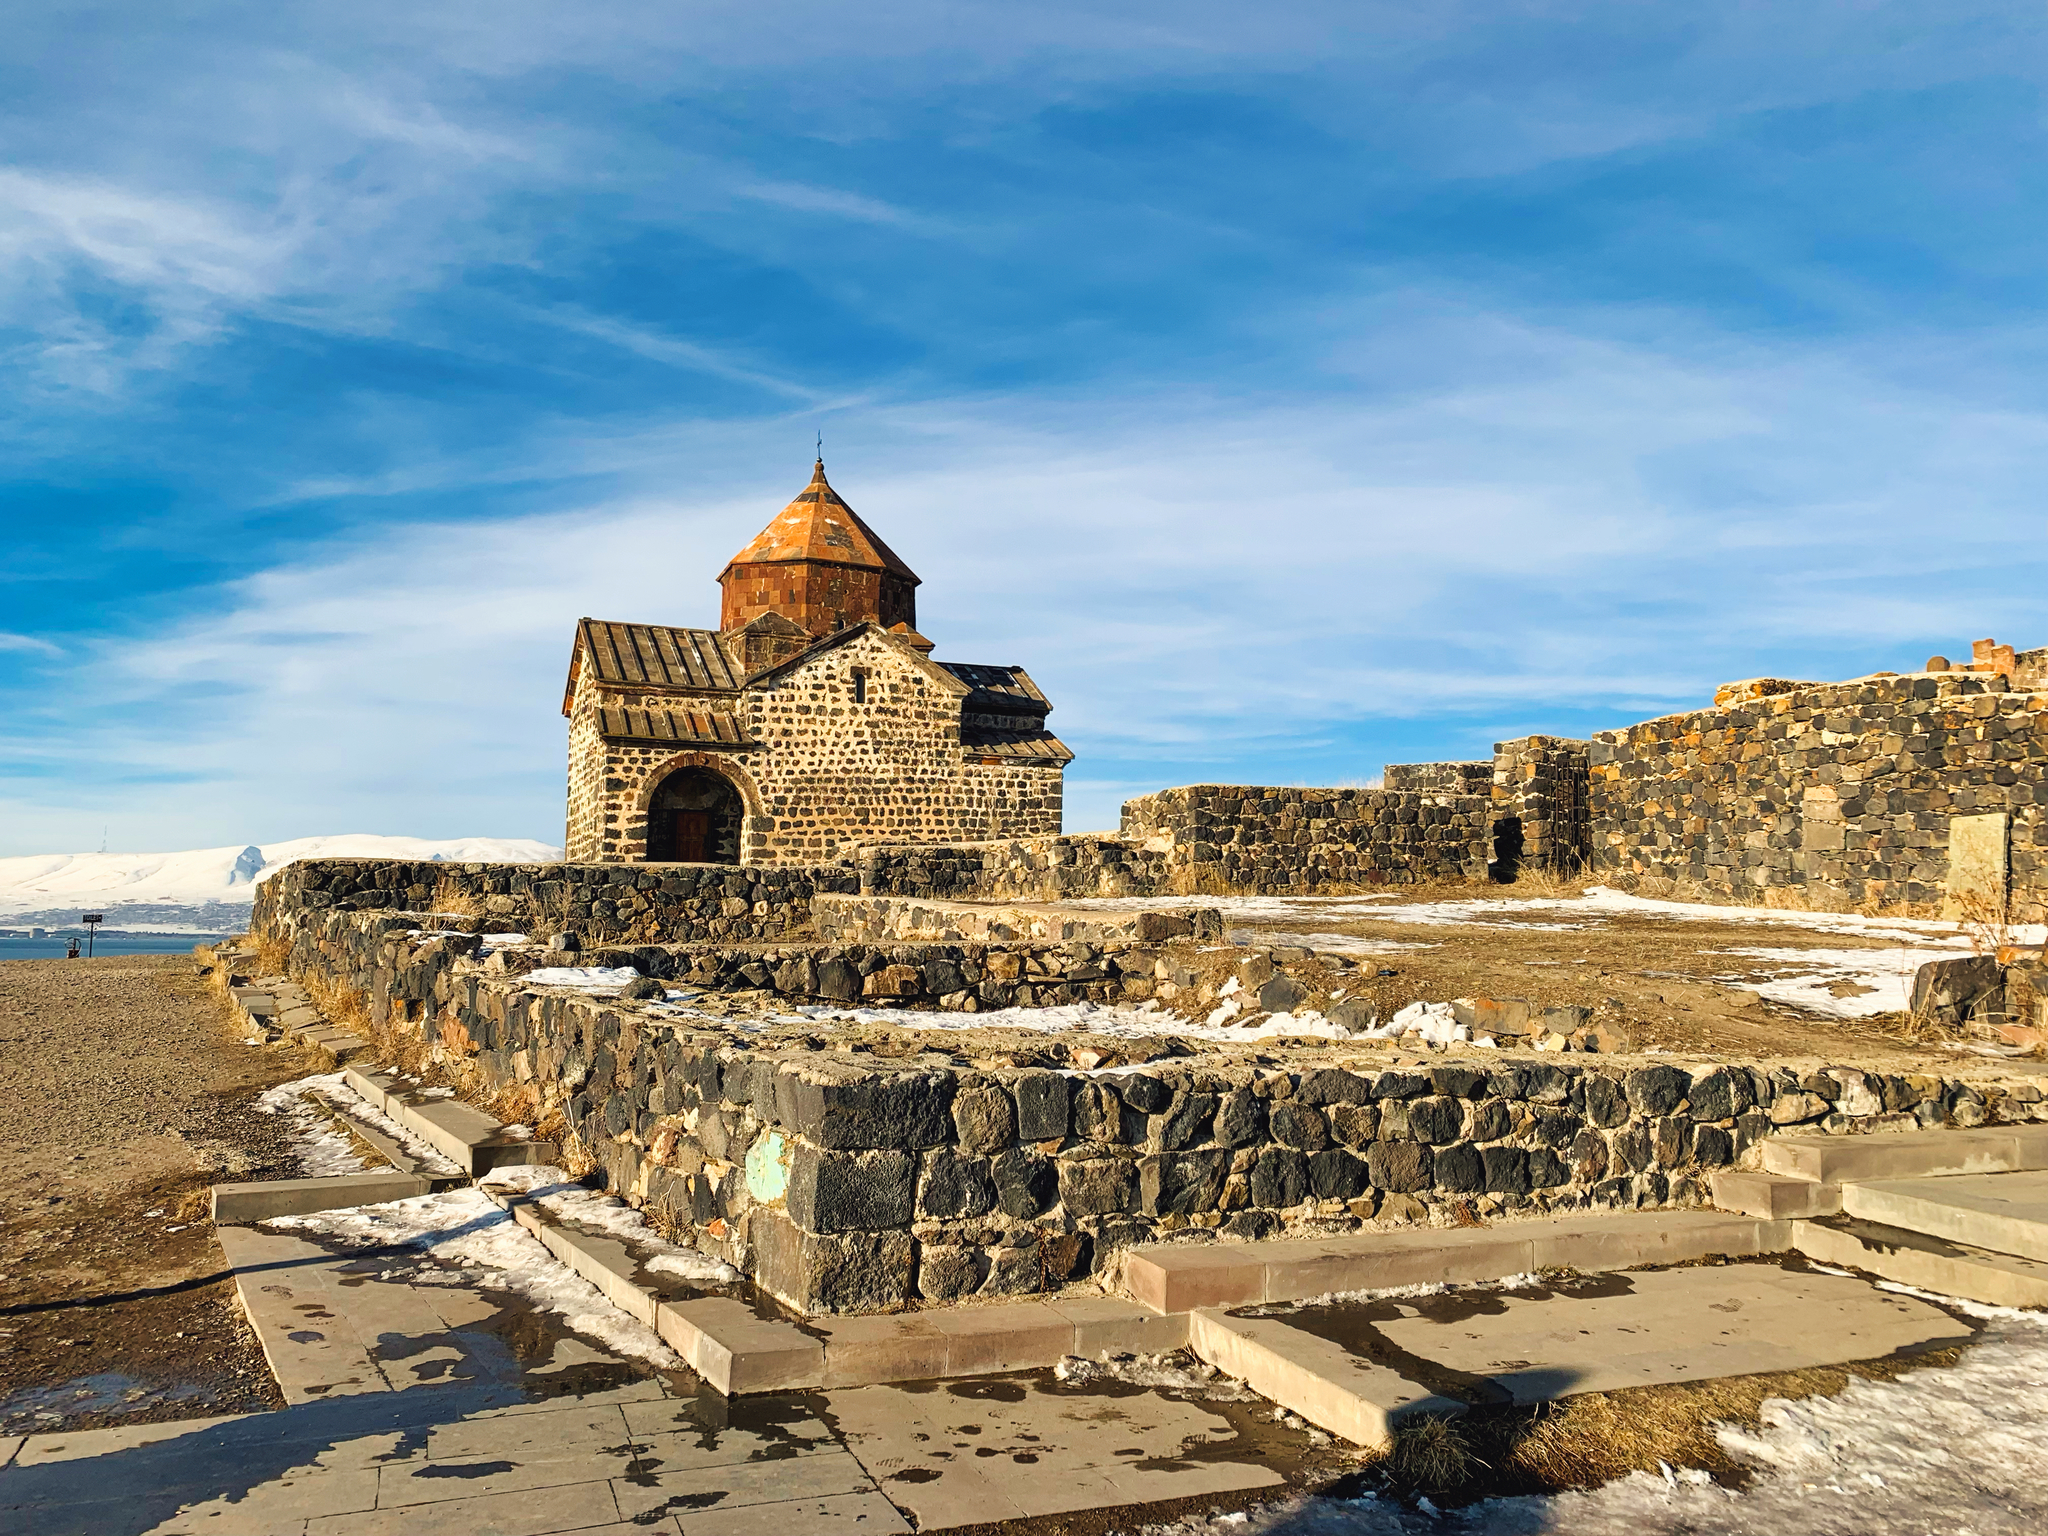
xmin=918 ymin=1148 xmax=996 ymax=1220
xmin=784 ymin=1065 xmax=954 ymax=1150
xmin=1057 ymin=1156 xmax=1137 ymax=1216
xmin=1013 ymin=1071 xmax=1069 ymax=1141
xmin=1140 ymin=1151 xmax=1230 ymax=1215
xmin=750 ymin=1209 xmax=915 ymax=1316
xmin=787 ymin=1146 xmax=914 ymax=1234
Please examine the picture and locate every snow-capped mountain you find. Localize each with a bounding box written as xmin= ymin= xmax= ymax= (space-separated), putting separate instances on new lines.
xmin=0 ymin=835 xmax=561 ymax=932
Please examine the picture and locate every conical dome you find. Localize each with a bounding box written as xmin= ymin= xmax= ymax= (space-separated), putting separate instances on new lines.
xmin=718 ymin=460 xmax=921 ymax=638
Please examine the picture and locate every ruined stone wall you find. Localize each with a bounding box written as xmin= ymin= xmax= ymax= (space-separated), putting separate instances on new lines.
xmin=1119 ymin=786 xmax=1491 ymax=892
xmin=255 ymin=900 xmax=2048 ymax=1316
xmin=1492 ymin=736 xmax=1592 ymax=877
xmin=566 ymin=629 xmax=1062 ymax=867
xmin=1384 ymin=761 xmax=1492 ymax=800
xmin=850 ymin=835 xmax=1174 ymax=902
xmin=1589 ymin=673 xmax=2048 ymax=917
xmin=253 ymin=857 xmax=851 ymax=947
xmin=813 ymin=893 xmax=1223 ymax=947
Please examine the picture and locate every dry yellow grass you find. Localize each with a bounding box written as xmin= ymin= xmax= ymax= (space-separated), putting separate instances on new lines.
xmin=1366 ymin=1348 xmax=1963 ymax=1498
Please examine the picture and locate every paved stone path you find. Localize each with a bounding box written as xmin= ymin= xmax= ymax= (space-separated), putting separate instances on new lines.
xmin=0 ymin=1219 xmax=1297 ymax=1534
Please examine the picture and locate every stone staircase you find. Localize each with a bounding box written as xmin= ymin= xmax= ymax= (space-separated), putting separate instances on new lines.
xmin=1712 ymin=1126 xmax=2048 ymax=1308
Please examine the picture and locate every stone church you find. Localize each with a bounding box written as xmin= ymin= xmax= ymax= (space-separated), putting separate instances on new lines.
xmin=563 ymin=460 xmax=1071 ymax=865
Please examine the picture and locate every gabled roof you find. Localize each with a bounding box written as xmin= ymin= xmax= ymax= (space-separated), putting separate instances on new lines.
xmin=719 ymin=460 xmax=920 ymax=582
xmin=940 ymin=663 xmax=1052 ymax=721
xmin=744 ymin=621 xmax=972 ymax=695
xmin=563 ymin=619 xmax=744 ymax=715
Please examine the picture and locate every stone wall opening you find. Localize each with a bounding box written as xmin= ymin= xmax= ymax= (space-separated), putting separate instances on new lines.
xmin=647 ymin=767 xmax=744 ymax=864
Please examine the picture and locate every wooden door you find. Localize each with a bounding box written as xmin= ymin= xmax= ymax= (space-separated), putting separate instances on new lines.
xmin=672 ymin=810 xmax=711 ymax=863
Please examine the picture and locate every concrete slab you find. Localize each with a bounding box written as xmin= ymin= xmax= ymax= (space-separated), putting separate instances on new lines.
xmin=217 ymin=1226 xmax=395 ymax=1403
xmin=1842 ymin=1171 xmax=2048 ymax=1261
xmin=1189 ymin=1308 xmax=1459 ymax=1447
xmin=1794 ymin=1215 xmax=2048 ymax=1308
xmin=656 ymin=1297 xmax=823 ymax=1395
xmin=669 ymin=1491 xmax=909 ymax=1535
xmin=213 ymin=1173 xmax=434 ymax=1224
xmin=824 ymin=1372 xmax=1286 ymax=1533
xmin=1046 ymin=1293 xmax=1192 ymax=1356
xmin=1761 ymin=1126 xmax=2048 ymax=1184
xmin=1191 ymin=1262 xmax=1971 ymax=1444
xmin=1123 ymin=1210 xmax=1789 ymax=1313
xmin=1361 ymin=1265 xmax=1965 ymax=1401
xmin=306 ymin=1479 xmax=638 ymax=1535
xmin=345 ymin=1068 xmax=557 ymax=1176
xmin=1710 ymin=1169 xmax=1842 ymax=1220
xmin=610 ymin=1448 xmax=879 ymax=1524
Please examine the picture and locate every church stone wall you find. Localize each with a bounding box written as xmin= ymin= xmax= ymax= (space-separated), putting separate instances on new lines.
xmin=1588 ymin=672 xmax=2048 ymax=918
xmin=566 ymin=629 xmax=1062 ymax=868
xmin=739 ymin=630 xmax=1061 ymax=864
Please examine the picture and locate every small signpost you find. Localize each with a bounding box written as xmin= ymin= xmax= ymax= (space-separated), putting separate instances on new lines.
xmin=81 ymin=914 xmax=103 ymax=958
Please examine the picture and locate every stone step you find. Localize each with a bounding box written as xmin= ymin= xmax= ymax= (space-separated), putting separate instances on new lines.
xmin=211 ymin=1170 xmax=434 ymax=1224
xmin=344 ymin=1067 xmax=556 ymax=1175
xmin=1709 ymin=1169 xmax=1842 ymax=1219
xmin=1121 ymin=1210 xmax=1790 ymax=1314
xmin=1761 ymin=1126 xmax=2048 ymax=1185
xmin=1793 ymin=1214 xmax=2048 ymax=1308
xmin=311 ymin=1085 xmax=464 ymax=1183
xmin=1185 ymin=1262 xmax=1971 ymax=1447
xmin=478 ymin=1175 xmax=1184 ymax=1395
xmin=1840 ymin=1171 xmax=2048 ymax=1262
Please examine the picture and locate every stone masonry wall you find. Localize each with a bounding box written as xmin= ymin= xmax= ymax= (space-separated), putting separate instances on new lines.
xmin=1384 ymin=761 xmax=1493 ymax=801
xmin=1492 ymin=736 xmax=1592 ymax=878
xmin=255 ymin=895 xmax=2048 ymax=1316
xmin=1120 ymin=786 xmax=1491 ymax=892
xmin=849 ymin=836 xmax=1175 ymax=903
xmin=566 ymin=629 xmax=1062 ymax=865
xmin=254 ymin=857 xmax=854 ymax=947
xmin=1589 ymin=673 xmax=2048 ymax=917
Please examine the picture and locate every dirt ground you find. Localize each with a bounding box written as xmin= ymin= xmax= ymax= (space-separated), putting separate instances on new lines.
xmin=1175 ymin=878 xmax=2034 ymax=1067
xmin=0 ymin=954 xmax=308 ymax=1436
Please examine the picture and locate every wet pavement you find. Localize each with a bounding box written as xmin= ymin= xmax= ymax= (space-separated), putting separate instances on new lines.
xmin=0 ymin=1216 xmax=1322 ymax=1534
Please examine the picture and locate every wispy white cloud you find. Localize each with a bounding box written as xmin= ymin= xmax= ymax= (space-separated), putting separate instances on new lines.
xmin=732 ymin=179 xmax=948 ymax=233
xmin=7 ymin=293 xmax=2038 ymax=853
xmin=0 ymin=633 xmax=63 ymax=657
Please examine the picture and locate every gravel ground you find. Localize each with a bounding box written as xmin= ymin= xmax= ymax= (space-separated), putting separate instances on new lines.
xmin=0 ymin=954 xmax=308 ymax=1435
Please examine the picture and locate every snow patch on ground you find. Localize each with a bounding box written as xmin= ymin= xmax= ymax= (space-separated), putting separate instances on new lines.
xmin=1054 ymin=1350 xmax=1259 ymax=1401
xmin=265 ymin=1188 xmax=678 ymax=1367
xmin=522 ymin=965 xmax=640 ymax=990
xmin=1715 ymin=947 xmax=1953 ymax=1018
xmin=257 ymin=1071 xmax=464 ymax=1176
xmin=253 ymin=1074 xmax=375 ymax=1177
xmin=479 ymin=1165 xmax=739 ymax=1286
xmin=1079 ymin=887 xmax=2041 ymax=947
xmin=1146 ymin=1307 xmax=2048 ymax=1536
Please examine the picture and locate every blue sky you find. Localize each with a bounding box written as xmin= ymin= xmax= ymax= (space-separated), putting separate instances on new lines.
xmin=2 ymin=1 xmax=2043 ymax=854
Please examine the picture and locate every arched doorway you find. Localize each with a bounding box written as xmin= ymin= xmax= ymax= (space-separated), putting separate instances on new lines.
xmin=646 ymin=767 xmax=743 ymax=864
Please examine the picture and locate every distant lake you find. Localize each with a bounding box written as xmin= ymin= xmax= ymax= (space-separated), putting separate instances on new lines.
xmin=0 ymin=933 xmax=226 ymax=960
